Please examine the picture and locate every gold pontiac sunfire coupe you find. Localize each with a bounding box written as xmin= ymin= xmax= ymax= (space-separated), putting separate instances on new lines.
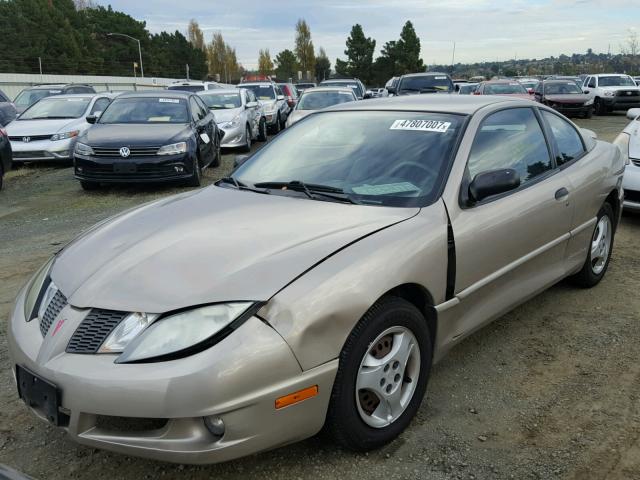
xmin=8 ymin=95 xmax=624 ymax=463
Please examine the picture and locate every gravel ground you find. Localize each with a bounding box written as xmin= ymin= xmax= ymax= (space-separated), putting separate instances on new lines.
xmin=0 ymin=114 xmax=639 ymax=480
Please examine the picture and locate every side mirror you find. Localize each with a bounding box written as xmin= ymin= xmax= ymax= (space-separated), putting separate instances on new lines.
xmin=454 ymin=84 xmax=460 ymax=92
xmin=386 ymin=86 xmax=396 ymax=95
xmin=364 ymin=90 xmax=373 ymax=99
xmin=528 ymin=88 xmax=534 ymax=94
xmin=246 ymin=101 xmax=258 ymax=108
xmin=234 ymin=155 xmax=250 ymax=168
xmin=86 ymin=114 xmax=97 ymax=124
xmin=583 ymin=90 xmax=590 ymax=94
xmin=468 ymin=168 xmax=520 ymax=203
xmin=277 ymin=95 xmax=285 ymax=101
xmin=627 ymin=108 xmax=640 ymax=120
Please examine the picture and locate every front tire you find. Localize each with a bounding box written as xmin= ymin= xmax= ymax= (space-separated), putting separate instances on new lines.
xmin=325 ymin=296 xmax=432 ymax=452
xmin=570 ymin=203 xmax=614 ymax=288
xmin=187 ymin=155 xmax=202 ymax=187
xmin=241 ymin=125 xmax=252 ymax=152
xmin=257 ymin=118 xmax=268 ymax=142
xmin=594 ymin=98 xmax=606 ymax=116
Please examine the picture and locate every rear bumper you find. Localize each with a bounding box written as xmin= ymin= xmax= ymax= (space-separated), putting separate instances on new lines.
xmin=74 ymin=152 xmax=196 ymax=183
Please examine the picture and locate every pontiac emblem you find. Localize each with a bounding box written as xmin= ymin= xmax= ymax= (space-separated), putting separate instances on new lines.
xmin=119 ymin=146 xmax=131 ymax=158
xmin=51 ymin=318 xmax=65 ymax=337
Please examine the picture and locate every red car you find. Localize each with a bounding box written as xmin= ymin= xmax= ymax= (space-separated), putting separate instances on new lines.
xmin=277 ymin=83 xmax=299 ymax=110
xmin=475 ymin=80 xmax=533 ymax=100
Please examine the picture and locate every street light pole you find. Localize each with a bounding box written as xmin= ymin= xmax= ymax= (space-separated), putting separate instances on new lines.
xmin=107 ymin=32 xmax=144 ymax=78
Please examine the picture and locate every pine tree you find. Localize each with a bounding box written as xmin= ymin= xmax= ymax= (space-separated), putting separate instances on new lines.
xmin=314 ymin=47 xmax=331 ymax=81
xmin=396 ymin=21 xmax=424 ymax=73
xmin=336 ymin=24 xmax=375 ymax=83
xmin=295 ymin=19 xmax=315 ymax=80
xmin=275 ymin=49 xmax=298 ymax=82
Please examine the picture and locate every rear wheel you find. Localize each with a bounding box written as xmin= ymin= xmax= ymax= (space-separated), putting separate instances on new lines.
xmin=211 ymin=142 xmax=221 ymax=168
xmin=594 ymin=98 xmax=606 ymax=115
xmin=325 ymin=296 xmax=432 ymax=451
xmin=273 ymin=114 xmax=281 ymax=134
xmin=570 ymin=203 xmax=614 ymax=288
xmin=0 ymin=163 xmax=4 ymax=190
xmin=80 ymin=180 xmax=100 ymax=191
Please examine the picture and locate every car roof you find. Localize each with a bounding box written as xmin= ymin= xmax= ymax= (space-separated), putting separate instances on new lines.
xmin=240 ymin=82 xmax=274 ymax=86
xmin=321 ymin=79 xmax=360 ymax=83
xmin=25 ymin=84 xmax=91 ymax=90
xmin=483 ymin=79 xmax=522 ymax=84
xmin=325 ymin=94 xmax=526 ymax=115
xmin=401 ymin=72 xmax=450 ymax=78
xmin=199 ymin=89 xmax=240 ymax=95
xmin=116 ymin=90 xmax=193 ymax=99
xmin=592 ymin=73 xmax=630 ymax=77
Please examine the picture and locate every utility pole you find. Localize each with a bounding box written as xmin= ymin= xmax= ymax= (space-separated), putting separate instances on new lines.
xmin=451 ymin=41 xmax=456 ymax=68
xmin=38 ymin=57 xmax=43 ymax=80
xmin=186 ymin=64 xmax=190 ymax=80
xmin=107 ymin=33 xmax=144 ymax=78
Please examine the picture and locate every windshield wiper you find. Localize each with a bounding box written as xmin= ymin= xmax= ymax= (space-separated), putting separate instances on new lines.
xmin=217 ymin=176 xmax=271 ymax=194
xmin=253 ymin=180 xmax=358 ymax=204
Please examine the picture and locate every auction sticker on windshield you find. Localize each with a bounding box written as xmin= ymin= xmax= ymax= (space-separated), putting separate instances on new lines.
xmin=159 ymin=98 xmax=180 ymax=103
xmin=390 ymin=119 xmax=451 ymax=133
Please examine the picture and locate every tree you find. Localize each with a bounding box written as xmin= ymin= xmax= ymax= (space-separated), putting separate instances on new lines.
xmin=275 ymin=49 xmax=298 ymax=81
xmin=314 ymin=47 xmax=331 ymax=81
xmin=336 ymin=24 xmax=375 ymax=83
xmin=295 ymin=19 xmax=315 ymax=79
xmin=258 ymin=48 xmax=273 ymax=76
xmin=372 ymin=40 xmax=399 ymax=85
xmin=187 ymin=19 xmax=205 ymax=51
xmin=395 ymin=21 xmax=424 ymax=73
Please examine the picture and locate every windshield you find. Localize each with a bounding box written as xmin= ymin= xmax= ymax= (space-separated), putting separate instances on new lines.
xmin=99 ymin=97 xmax=189 ymax=124
xmin=544 ymin=82 xmax=582 ymax=95
xmin=321 ymin=82 xmax=363 ymax=98
xmin=239 ymin=84 xmax=275 ymax=100
xmin=398 ymin=75 xmax=453 ymax=93
xmin=459 ymin=84 xmax=477 ymax=94
xmin=199 ymin=92 xmax=241 ymax=109
xmin=297 ymin=91 xmax=355 ymax=110
xmin=167 ymin=85 xmax=204 ymax=93
xmin=19 ymin=97 xmax=91 ymax=120
xmin=598 ymin=76 xmax=636 ymax=87
xmin=234 ymin=111 xmax=464 ymax=207
xmin=519 ymin=81 xmax=538 ymax=89
xmin=14 ymin=89 xmax=60 ymax=108
xmin=484 ymin=83 xmax=527 ymax=95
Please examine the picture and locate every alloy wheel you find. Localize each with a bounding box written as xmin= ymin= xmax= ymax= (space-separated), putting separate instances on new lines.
xmin=590 ymin=214 xmax=612 ymax=275
xmin=355 ymin=326 xmax=421 ymax=428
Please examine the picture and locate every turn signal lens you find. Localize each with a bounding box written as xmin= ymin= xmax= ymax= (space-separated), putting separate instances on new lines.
xmin=275 ymin=385 xmax=318 ymax=409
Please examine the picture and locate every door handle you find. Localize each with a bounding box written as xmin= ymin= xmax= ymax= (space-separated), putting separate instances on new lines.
xmin=555 ymin=187 xmax=569 ymax=200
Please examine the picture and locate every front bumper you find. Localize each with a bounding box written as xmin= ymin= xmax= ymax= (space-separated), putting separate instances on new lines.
xmin=10 ymin=138 xmax=74 ymax=162
xmin=623 ymin=160 xmax=640 ymax=211
xmin=264 ymin=112 xmax=278 ymax=126
xmin=74 ymin=152 xmax=196 ymax=184
xmin=549 ymin=103 xmax=592 ymax=116
xmin=7 ymin=286 xmax=337 ymax=464
xmin=601 ymin=95 xmax=640 ymax=110
xmin=218 ymin=124 xmax=246 ymax=148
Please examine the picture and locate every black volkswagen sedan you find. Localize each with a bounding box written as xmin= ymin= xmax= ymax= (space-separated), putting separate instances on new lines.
xmin=73 ymin=91 xmax=221 ymax=190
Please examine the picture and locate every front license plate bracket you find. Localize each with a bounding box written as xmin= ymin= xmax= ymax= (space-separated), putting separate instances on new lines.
xmin=16 ymin=366 xmax=68 ymax=427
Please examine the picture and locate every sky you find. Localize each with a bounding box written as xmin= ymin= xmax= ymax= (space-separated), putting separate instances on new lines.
xmin=95 ymin=0 xmax=640 ymax=69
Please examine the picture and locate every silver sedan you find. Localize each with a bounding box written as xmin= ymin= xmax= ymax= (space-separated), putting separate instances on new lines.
xmin=9 ymin=95 xmax=623 ymax=464
xmin=199 ymin=89 xmax=267 ymax=151
xmin=616 ymin=108 xmax=640 ymax=210
xmin=285 ymin=86 xmax=357 ymax=128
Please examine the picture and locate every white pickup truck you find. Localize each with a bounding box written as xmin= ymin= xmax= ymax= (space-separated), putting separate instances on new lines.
xmin=582 ymin=74 xmax=640 ymax=115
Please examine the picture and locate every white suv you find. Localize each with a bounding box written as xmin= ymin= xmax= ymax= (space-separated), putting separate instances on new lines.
xmin=239 ymin=82 xmax=289 ymax=133
xmin=582 ymin=74 xmax=640 ymax=115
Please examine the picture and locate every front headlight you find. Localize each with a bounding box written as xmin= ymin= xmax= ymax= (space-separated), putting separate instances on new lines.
xmin=613 ymin=132 xmax=630 ymax=165
xmin=74 ymin=142 xmax=94 ymax=156
xmin=51 ymin=130 xmax=79 ymax=141
xmin=604 ymin=91 xmax=616 ymax=97
xmin=219 ymin=116 xmax=241 ymax=129
xmin=23 ymin=257 xmax=55 ymax=321
xmin=112 ymin=302 xmax=254 ymax=363
xmin=157 ymin=142 xmax=187 ymax=155
xmin=585 ymin=98 xmax=594 ymax=106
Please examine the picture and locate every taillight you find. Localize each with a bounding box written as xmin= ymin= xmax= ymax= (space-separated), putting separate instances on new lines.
xmin=0 ymin=128 xmax=6 ymax=137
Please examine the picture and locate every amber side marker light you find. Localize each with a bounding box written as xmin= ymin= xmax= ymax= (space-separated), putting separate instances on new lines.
xmin=275 ymin=385 xmax=319 ymax=409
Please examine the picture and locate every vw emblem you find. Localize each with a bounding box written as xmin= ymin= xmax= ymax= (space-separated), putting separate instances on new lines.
xmin=22 ymin=136 xmax=30 ymax=143
xmin=119 ymin=146 xmax=131 ymax=158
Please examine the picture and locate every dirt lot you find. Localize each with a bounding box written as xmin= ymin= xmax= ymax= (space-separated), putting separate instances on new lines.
xmin=1 ymin=114 xmax=639 ymax=480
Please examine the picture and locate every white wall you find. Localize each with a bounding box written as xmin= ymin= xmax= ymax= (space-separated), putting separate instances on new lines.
xmin=0 ymin=73 xmax=183 ymax=100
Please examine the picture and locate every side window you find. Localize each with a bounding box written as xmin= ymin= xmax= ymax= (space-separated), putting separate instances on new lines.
xmin=542 ymin=111 xmax=585 ymax=166
xmin=588 ymin=77 xmax=596 ymax=88
xmin=535 ymin=82 xmax=543 ymax=95
xmin=194 ymin=96 xmax=209 ymax=118
xmin=467 ymin=108 xmax=552 ymax=187
xmin=90 ymin=97 xmax=111 ymax=115
xmin=190 ymin=98 xmax=202 ymax=122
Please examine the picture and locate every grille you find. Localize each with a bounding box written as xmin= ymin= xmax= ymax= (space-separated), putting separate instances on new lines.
xmin=632 ymin=158 xmax=640 ymax=167
xmin=9 ymin=135 xmax=51 ymax=142
xmin=625 ymin=189 xmax=640 ymax=204
xmin=12 ymin=151 xmax=49 ymax=159
xmin=616 ymin=90 xmax=640 ymax=97
xmin=66 ymin=309 xmax=129 ymax=354
xmin=40 ymin=290 xmax=68 ymax=337
xmin=92 ymin=146 xmax=160 ymax=158
xmin=76 ymin=161 xmax=187 ymax=179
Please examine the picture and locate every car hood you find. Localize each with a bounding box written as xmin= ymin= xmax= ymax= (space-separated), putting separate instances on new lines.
xmin=600 ymin=85 xmax=640 ymax=92
xmin=287 ymin=110 xmax=312 ymax=125
xmin=213 ymin=107 xmax=243 ymax=124
xmin=81 ymin=123 xmax=191 ymax=147
xmin=52 ymin=186 xmax=418 ymax=313
xmin=6 ymin=118 xmax=83 ymax=136
xmin=545 ymin=94 xmax=591 ymax=103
